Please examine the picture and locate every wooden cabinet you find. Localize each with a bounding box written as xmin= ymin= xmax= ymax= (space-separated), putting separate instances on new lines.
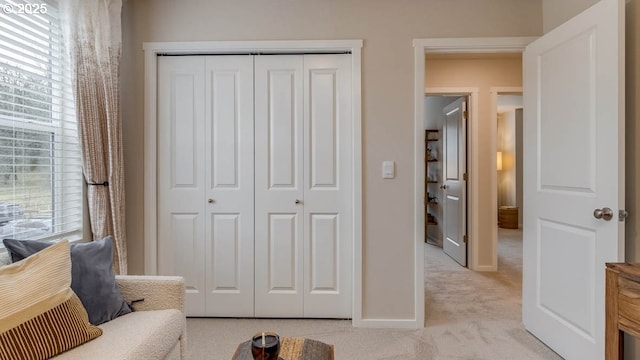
xmin=605 ymin=263 xmax=640 ymax=360
xmin=498 ymin=206 xmax=518 ymax=229
xmin=425 ymin=129 xmax=440 ymax=246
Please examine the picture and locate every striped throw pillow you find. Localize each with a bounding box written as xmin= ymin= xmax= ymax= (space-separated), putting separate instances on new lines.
xmin=0 ymin=240 xmax=102 ymax=360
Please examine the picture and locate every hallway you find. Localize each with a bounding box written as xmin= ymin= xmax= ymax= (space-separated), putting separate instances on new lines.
xmin=423 ymin=228 xmax=561 ymax=359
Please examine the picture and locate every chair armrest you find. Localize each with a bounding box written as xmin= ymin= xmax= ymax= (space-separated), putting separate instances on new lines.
xmin=115 ymin=275 xmax=185 ymax=313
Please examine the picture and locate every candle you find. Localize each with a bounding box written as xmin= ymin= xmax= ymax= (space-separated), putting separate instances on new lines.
xmin=251 ymin=332 xmax=281 ymax=360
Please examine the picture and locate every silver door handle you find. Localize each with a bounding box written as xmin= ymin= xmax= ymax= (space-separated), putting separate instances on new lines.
xmin=440 ymin=185 xmax=448 ymax=190
xmin=208 ymin=198 xmax=215 ymax=204
xmin=295 ymin=199 xmax=302 ymax=204
xmin=593 ymin=207 xmax=613 ymax=221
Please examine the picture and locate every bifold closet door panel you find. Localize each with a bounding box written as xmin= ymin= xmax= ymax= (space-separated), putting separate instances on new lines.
xmin=157 ymin=56 xmax=208 ymax=316
xmin=156 ymin=53 xmax=353 ymax=319
xmin=254 ymin=55 xmax=305 ymax=317
xmin=302 ymin=54 xmax=352 ymax=318
xmin=157 ymin=55 xmax=255 ymax=317
xmin=203 ymin=56 xmax=255 ymax=317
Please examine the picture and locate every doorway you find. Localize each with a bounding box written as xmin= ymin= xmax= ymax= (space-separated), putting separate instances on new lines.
xmin=495 ymin=92 xmax=524 ymax=294
xmin=424 ymin=94 xmax=469 ymax=267
xmin=415 ymin=3 xmax=626 ymax=354
xmin=496 ymin=93 xmax=523 ymax=232
xmin=422 ymin=52 xmax=524 ymax=273
xmin=412 ymin=37 xmax=533 ymax=327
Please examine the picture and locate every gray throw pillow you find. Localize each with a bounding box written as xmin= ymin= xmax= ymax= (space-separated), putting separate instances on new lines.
xmin=3 ymin=236 xmax=133 ymax=325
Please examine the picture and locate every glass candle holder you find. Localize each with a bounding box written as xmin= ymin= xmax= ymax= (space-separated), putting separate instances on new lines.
xmin=250 ymin=332 xmax=280 ymax=360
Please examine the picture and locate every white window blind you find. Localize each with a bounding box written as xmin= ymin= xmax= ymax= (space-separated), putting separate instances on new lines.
xmin=0 ymin=0 xmax=83 ymax=243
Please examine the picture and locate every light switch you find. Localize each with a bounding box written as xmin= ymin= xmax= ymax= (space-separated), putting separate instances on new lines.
xmin=382 ymin=161 xmax=395 ymax=179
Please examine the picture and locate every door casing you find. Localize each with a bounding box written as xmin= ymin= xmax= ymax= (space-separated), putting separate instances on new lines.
xmin=414 ymin=37 xmax=536 ymax=328
xmin=143 ymin=40 xmax=363 ymax=325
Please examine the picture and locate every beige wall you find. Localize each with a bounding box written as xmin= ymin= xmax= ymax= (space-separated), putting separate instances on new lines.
xmin=120 ymin=0 xmax=542 ymax=321
xmin=425 ymin=56 xmax=523 ymax=267
xmin=542 ymin=0 xmax=598 ymax=32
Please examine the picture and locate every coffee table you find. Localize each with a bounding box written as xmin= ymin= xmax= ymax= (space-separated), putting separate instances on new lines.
xmin=232 ymin=337 xmax=334 ymax=360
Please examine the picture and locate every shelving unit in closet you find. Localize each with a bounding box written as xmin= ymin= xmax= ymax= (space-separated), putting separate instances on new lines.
xmin=425 ymin=129 xmax=440 ymax=246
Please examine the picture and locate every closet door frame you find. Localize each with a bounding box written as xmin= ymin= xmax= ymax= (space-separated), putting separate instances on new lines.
xmin=143 ymin=40 xmax=363 ymax=325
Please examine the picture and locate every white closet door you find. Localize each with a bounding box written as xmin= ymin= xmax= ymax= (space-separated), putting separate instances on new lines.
xmin=157 ymin=54 xmax=353 ymax=318
xmin=302 ymin=54 xmax=352 ymax=318
xmin=157 ymin=56 xmax=207 ymax=316
xmin=203 ymin=56 xmax=255 ymax=316
xmin=254 ymin=56 xmax=305 ymax=317
xmin=157 ymin=56 xmax=255 ymax=317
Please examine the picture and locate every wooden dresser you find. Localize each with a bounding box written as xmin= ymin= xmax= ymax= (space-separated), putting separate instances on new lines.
xmin=498 ymin=206 xmax=518 ymax=229
xmin=605 ymin=263 xmax=640 ymax=360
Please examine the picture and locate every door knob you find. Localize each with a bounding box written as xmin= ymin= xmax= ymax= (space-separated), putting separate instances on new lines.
xmin=208 ymin=198 xmax=215 ymax=204
xmin=440 ymin=185 xmax=448 ymax=190
xmin=295 ymin=199 xmax=302 ymax=204
xmin=593 ymin=207 xmax=613 ymax=221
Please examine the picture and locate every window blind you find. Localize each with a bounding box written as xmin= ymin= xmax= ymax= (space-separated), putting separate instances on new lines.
xmin=0 ymin=0 xmax=83 ymax=243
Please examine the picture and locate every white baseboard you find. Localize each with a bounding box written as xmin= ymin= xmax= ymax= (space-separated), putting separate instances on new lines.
xmin=353 ymin=318 xmax=420 ymax=329
xmin=474 ymin=264 xmax=498 ymax=272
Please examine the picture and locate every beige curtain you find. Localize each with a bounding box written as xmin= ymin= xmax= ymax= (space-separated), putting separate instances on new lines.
xmin=60 ymin=0 xmax=127 ymax=274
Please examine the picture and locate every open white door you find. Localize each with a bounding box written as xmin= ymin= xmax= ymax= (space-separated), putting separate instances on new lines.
xmin=442 ymin=98 xmax=467 ymax=267
xmin=522 ymin=0 xmax=625 ymax=359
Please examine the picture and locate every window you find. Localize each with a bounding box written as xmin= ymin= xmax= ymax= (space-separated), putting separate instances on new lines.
xmin=0 ymin=0 xmax=83 ymax=243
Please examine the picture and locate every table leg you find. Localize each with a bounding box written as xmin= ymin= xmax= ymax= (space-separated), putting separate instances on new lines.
xmin=606 ymin=269 xmax=622 ymax=360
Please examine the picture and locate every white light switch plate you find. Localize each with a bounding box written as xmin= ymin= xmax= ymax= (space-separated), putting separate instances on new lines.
xmin=382 ymin=161 xmax=395 ymax=179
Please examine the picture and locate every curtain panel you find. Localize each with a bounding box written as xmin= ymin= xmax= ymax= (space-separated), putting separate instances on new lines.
xmin=59 ymin=0 xmax=126 ymax=274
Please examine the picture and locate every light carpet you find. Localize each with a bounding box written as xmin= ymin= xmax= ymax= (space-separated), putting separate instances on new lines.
xmin=186 ymin=228 xmax=562 ymax=359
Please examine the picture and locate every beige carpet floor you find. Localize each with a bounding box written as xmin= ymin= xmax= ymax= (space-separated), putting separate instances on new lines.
xmin=186 ymin=228 xmax=563 ymax=359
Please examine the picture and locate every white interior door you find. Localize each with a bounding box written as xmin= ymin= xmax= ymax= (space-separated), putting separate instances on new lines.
xmin=442 ymin=98 xmax=467 ymax=267
xmin=157 ymin=56 xmax=255 ymax=317
xmin=254 ymin=55 xmax=305 ymax=317
xmin=203 ymin=56 xmax=255 ymax=317
xmin=302 ymin=54 xmax=352 ymax=318
xmin=157 ymin=56 xmax=207 ymax=315
xmin=522 ymin=0 xmax=625 ymax=359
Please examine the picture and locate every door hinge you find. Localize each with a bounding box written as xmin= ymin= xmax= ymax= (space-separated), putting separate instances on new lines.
xmin=619 ymin=209 xmax=629 ymax=222
xmin=463 ymin=110 xmax=468 ymax=120
xmin=463 ymin=173 xmax=468 ymax=181
xmin=463 ymin=235 xmax=468 ymax=243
